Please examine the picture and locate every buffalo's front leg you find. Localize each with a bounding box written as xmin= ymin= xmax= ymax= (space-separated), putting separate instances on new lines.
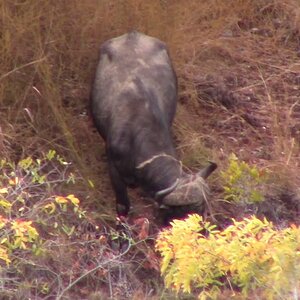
xmin=108 ymin=162 xmax=130 ymax=217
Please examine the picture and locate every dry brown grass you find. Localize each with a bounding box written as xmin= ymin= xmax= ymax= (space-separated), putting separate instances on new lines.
xmin=0 ymin=0 xmax=300 ymax=298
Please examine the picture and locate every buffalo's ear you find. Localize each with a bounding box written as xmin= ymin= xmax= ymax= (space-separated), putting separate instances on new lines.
xmin=198 ymin=161 xmax=217 ymax=179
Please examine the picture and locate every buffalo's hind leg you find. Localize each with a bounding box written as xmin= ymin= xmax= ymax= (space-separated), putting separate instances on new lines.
xmin=108 ymin=162 xmax=130 ymax=217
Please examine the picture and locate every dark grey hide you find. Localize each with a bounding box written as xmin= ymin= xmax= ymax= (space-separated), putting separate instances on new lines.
xmin=91 ymin=31 xmax=216 ymax=223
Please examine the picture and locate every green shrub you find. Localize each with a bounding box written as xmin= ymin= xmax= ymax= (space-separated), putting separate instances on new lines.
xmin=221 ymin=153 xmax=267 ymax=205
xmin=156 ymin=214 xmax=300 ymax=299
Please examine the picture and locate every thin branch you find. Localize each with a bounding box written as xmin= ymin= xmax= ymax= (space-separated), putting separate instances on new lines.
xmin=56 ymin=241 xmax=132 ymax=300
xmin=0 ymin=57 xmax=47 ymax=81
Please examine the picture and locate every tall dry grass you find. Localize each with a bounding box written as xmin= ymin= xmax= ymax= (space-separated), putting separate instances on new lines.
xmin=0 ymin=0 xmax=175 ymax=167
xmin=0 ymin=0 xmax=299 ymax=199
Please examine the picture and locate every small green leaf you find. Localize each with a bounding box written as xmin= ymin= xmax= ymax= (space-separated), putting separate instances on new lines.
xmin=46 ymin=150 xmax=56 ymax=160
xmin=88 ymin=179 xmax=94 ymax=188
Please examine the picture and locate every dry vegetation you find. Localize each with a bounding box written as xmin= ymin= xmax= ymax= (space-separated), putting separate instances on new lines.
xmin=0 ymin=0 xmax=299 ymax=299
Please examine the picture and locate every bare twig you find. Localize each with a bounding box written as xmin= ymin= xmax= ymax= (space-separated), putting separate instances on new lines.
xmin=0 ymin=57 xmax=47 ymax=81
xmin=56 ymin=241 xmax=132 ymax=300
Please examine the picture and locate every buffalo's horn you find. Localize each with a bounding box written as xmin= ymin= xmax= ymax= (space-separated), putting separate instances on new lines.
xmin=155 ymin=178 xmax=179 ymax=199
xmin=198 ymin=161 xmax=217 ymax=179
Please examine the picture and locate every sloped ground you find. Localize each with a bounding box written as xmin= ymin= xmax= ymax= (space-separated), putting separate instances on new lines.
xmin=176 ymin=23 xmax=300 ymax=225
xmin=0 ymin=0 xmax=299 ymax=298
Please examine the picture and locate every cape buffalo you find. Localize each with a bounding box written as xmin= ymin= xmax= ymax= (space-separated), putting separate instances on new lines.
xmin=91 ymin=31 xmax=217 ymax=223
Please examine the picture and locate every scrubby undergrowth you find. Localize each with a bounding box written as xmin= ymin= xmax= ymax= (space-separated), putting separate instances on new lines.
xmin=156 ymin=214 xmax=300 ymax=300
xmin=0 ymin=0 xmax=299 ymax=298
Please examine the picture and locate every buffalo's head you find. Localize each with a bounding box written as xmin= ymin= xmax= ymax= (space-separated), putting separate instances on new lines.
xmin=156 ymin=162 xmax=217 ymax=224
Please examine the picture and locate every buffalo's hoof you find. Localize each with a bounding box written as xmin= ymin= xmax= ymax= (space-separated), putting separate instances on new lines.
xmin=116 ymin=203 xmax=130 ymax=217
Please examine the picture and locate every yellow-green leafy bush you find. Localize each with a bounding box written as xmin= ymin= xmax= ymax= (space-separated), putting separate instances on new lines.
xmin=156 ymin=214 xmax=300 ymax=299
xmin=221 ymin=153 xmax=267 ymax=204
xmin=0 ymin=216 xmax=39 ymax=265
xmin=0 ymin=151 xmax=84 ymax=266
